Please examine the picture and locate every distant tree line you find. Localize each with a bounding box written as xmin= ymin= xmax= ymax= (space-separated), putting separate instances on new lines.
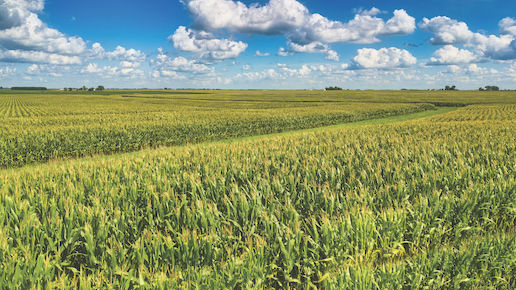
xmin=11 ymin=87 xmax=47 ymax=90
xmin=438 ymin=85 xmax=508 ymax=91
xmin=325 ymin=86 xmax=343 ymax=90
xmin=64 ymin=85 xmax=105 ymax=92
xmin=479 ymin=86 xmax=499 ymax=91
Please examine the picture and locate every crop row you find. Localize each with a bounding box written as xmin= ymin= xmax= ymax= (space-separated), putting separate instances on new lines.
xmin=3 ymin=89 xmax=515 ymax=105
xmin=0 ymin=97 xmax=47 ymax=117
xmin=0 ymin=109 xmax=514 ymax=288
xmin=428 ymin=104 xmax=515 ymax=121
xmin=0 ymin=96 xmax=433 ymax=168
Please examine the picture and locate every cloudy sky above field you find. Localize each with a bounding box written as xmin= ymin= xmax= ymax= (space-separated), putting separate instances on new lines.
xmin=0 ymin=0 xmax=515 ymax=89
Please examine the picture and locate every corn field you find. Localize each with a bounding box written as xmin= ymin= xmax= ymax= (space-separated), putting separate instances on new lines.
xmin=0 ymin=91 xmax=438 ymax=168
xmin=0 ymin=98 xmax=514 ymax=288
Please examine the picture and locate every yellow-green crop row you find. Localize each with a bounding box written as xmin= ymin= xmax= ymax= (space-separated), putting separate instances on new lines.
xmin=0 ymin=91 xmax=439 ymax=168
xmin=427 ymin=104 xmax=515 ymax=121
xmin=0 ymin=105 xmax=514 ymax=288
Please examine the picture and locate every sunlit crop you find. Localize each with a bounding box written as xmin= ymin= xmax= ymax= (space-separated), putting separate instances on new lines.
xmin=0 ymin=98 xmax=514 ymax=288
xmin=0 ymin=90 xmax=440 ymax=168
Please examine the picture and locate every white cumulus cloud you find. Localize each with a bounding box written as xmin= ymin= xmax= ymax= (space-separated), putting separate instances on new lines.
xmin=181 ymin=0 xmax=415 ymax=45
xmin=25 ymin=63 xmax=39 ymax=74
xmin=277 ymin=47 xmax=291 ymax=56
xmin=447 ymin=64 xmax=461 ymax=74
xmin=471 ymin=33 xmax=514 ymax=60
xmin=151 ymin=48 xmax=213 ymax=74
xmin=86 ymin=43 xmax=147 ymax=72
xmin=427 ymin=45 xmax=477 ymax=65
xmin=81 ymin=63 xmax=144 ymax=77
xmin=0 ymin=49 xmax=81 ymax=64
xmin=89 ymin=42 xmax=105 ymax=58
xmin=89 ymin=43 xmax=146 ymax=63
xmin=298 ymin=64 xmax=311 ymax=76
xmin=25 ymin=63 xmax=68 ymax=77
xmin=106 ymin=46 xmax=146 ymax=62
xmin=420 ymin=16 xmax=474 ymax=45
xmin=466 ymin=63 xmax=484 ymax=74
xmin=0 ymin=14 xmax=86 ymax=55
xmin=170 ymin=26 xmax=247 ymax=60
xmin=421 ymin=16 xmax=516 ymax=60
xmin=182 ymin=0 xmax=309 ymax=35
xmin=325 ymin=50 xmax=340 ymax=61
xmin=0 ymin=0 xmax=43 ymax=30
xmin=500 ymin=17 xmax=516 ymax=36
xmin=236 ymin=63 xmax=321 ymax=81
xmin=0 ymin=65 xmax=16 ymax=77
xmin=81 ymin=63 xmax=104 ymax=74
xmin=444 ymin=63 xmax=494 ymax=75
xmin=0 ymin=1 xmax=86 ymax=64
xmin=351 ymin=47 xmax=417 ymax=69
xmin=152 ymin=69 xmax=186 ymax=80
xmin=287 ymin=41 xmax=339 ymax=61
xmin=288 ymin=8 xmax=415 ymax=45
xmin=255 ymin=50 xmax=270 ymax=56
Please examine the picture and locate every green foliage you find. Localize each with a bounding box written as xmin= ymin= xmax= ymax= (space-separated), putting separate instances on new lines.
xmin=10 ymin=87 xmax=47 ymax=90
xmin=427 ymin=104 xmax=514 ymax=121
xmin=0 ymin=92 xmax=437 ymax=168
xmin=1 ymin=89 xmax=515 ymax=168
xmin=483 ymin=85 xmax=500 ymax=91
xmin=0 ymin=104 xmax=514 ymax=288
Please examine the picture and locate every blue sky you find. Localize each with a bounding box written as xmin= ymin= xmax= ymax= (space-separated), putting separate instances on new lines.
xmin=0 ymin=0 xmax=515 ymax=89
